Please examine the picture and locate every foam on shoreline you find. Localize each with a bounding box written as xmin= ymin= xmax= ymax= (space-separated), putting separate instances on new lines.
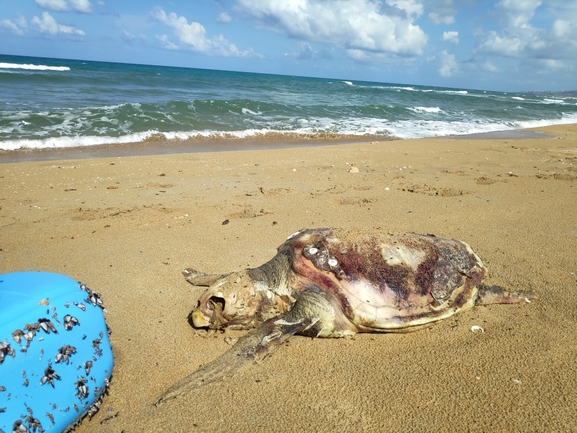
xmin=0 ymin=127 xmax=558 ymax=164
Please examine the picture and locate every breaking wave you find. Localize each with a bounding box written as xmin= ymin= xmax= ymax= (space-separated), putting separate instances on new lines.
xmin=0 ymin=62 xmax=71 ymax=72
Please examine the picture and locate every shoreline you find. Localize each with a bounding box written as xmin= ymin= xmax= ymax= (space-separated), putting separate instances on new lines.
xmin=446 ymin=128 xmax=555 ymax=139
xmin=0 ymin=127 xmax=557 ymax=164
xmin=1 ymin=123 xmax=576 ymax=432
xmin=0 ymin=135 xmax=389 ymax=164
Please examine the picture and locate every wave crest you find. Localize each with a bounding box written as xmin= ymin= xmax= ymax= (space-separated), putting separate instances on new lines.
xmin=0 ymin=62 xmax=71 ymax=72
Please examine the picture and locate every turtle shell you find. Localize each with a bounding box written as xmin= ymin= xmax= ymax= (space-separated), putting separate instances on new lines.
xmin=280 ymin=228 xmax=487 ymax=331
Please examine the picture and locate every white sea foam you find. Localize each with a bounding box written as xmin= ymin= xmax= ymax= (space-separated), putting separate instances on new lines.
xmin=419 ymin=89 xmax=468 ymax=95
xmin=389 ymin=86 xmax=416 ymax=91
xmin=409 ymin=106 xmax=442 ymax=114
xmin=241 ymin=107 xmax=262 ymax=115
xmin=0 ymin=62 xmax=70 ymax=71
xmin=0 ymin=109 xmax=571 ymax=151
xmin=0 ymin=130 xmax=176 ymax=151
xmin=384 ymin=112 xmax=577 ymax=139
xmin=511 ymin=96 xmax=525 ymax=100
xmin=515 ymin=113 xmax=577 ymax=129
xmin=438 ymin=90 xmax=468 ymax=95
xmin=4 ymin=111 xmax=577 ymax=152
xmin=381 ymin=120 xmax=483 ymax=139
xmin=372 ymin=86 xmax=471 ymax=96
xmin=542 ymin=98 xmax=567 ymax=105
xmin=342 ymin=81 xmax=353 ymax=86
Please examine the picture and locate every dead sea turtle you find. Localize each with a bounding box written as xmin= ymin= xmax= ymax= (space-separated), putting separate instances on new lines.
xmin=155 ymin=228 xmax=527 ymax=405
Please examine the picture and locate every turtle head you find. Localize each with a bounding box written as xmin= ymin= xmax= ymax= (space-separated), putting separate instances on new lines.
xmin=191 ymin=270 xmax=280 ymax=330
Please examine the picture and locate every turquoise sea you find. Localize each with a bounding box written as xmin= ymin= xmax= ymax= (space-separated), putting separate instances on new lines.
xmin=1 ymin=54 xmax=577 ymax=152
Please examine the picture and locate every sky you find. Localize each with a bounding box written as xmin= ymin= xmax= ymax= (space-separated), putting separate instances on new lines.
xmin=1 ymin=0 xmax=576 ymax=92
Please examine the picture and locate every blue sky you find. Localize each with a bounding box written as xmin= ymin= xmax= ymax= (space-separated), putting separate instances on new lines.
xmin=1 ymin=0 xmax=576 ymax=92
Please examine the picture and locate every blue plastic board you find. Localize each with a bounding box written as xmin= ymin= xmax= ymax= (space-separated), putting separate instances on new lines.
xmin=0 ymin=272 xmax=113 ymax=432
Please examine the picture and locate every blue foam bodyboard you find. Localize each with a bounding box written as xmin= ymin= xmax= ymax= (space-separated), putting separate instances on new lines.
xmin=0 ymin=272 xmax=113 ymax=432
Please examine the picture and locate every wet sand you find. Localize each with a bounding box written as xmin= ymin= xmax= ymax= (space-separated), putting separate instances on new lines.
xmin=0 ymin=129 xmax=551 ymax=164
xmin=1 ymin=124 xmax=576 ymax=432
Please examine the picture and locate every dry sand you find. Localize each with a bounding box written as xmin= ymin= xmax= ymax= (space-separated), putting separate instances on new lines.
xmin=1 ymin=124 xmax=576 ymax=432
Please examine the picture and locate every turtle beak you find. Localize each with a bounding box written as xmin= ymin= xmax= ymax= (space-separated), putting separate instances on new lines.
xmin=191 ymin=309 xmax=211 ymax=327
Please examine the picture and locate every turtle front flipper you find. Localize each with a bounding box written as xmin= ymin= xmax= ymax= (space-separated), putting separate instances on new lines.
xmin=182 ymin=268 xmax=230 ymax=286
xmin=154 ymin=290 xmax=337 ymax=405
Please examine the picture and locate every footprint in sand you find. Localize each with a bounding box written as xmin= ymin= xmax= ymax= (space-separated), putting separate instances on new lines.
xmin=226 ymin=204 xmax=272 ymax=219
xmin=402 ymin=184 xmax=468 ymax=197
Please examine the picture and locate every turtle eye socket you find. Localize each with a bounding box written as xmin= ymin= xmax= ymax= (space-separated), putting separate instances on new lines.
xmin=207 ymin=296 xmax=225 ymax=313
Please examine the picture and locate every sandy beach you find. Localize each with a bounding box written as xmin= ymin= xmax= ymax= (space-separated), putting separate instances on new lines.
xmin=1 ymin=124 xmax=576 ymax=432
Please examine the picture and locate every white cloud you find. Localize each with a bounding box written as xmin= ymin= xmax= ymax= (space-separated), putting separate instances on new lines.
xmin=475 ymin=0 xmax=577 ymax=64
xmin=31 ymin=11 xmax=85 ymax=36
xmin=285 ymin=41 xmax=327 ymax=61
xmin=35 ymin=0 xmax=93 ymax=13
xmin=427 ymin=0 xmax=456 ymax=25
xmin=15 ymin=15 xmax=28 ymax=29
xmin=296 ymin=42 xmax=316 ymax=60
xmin=1 ymin=19 xmax=25 ymax=35
xmin=387 ymin=0 xmax=423 ymax=18
xmin=480 ymin=61 xmax=498 ymax=72
xmin=151 ymin=7 xmax=253 ymax=57
xmin=428 ymin=12 xmax=454 ymax=25
xmin=235 ymin=0 xmax=428 ymax=60
xmin=550 ymin=19 xmax=570 ymax=38
xmin=438 ymin=50 xmax=458 ymax=76
xmin=478 ymin=31 xmax=522 ymax=57
xmin=495 ymin=0 xmax=542 ymax=28
xmin=35 ymin=0 xmax=68 ymax=12
xmin=441 ymin=30 xmax=458 ymax=44
xmin=540 ymin=58 xmax=564 ymax=69
xmin=69 ymin=0 xmax=92 ymax=13
xmin=121 ymin=29 xmax=147 ymax=45
xmin=152 ymin=8 xmax=211 ymax=52
xmin=156 ymin=34 xmax=179 ymax=50
xmin=217 ymin=12 xmax=232 ymax=23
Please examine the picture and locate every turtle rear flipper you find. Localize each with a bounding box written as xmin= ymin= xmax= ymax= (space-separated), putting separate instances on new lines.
xmin=154 ymin=291 xmax=333 ymax=405
xmin=475 ymin=283 xmax=533 ymax=305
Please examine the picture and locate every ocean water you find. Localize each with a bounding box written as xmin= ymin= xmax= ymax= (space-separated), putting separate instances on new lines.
xmin=1 ymin=54 xmax=577 ymax=152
